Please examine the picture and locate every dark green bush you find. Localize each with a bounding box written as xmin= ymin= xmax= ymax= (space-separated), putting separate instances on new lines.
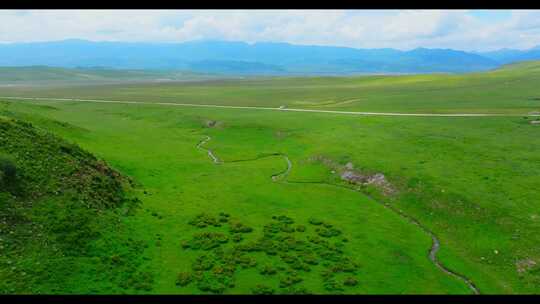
xmin=279 ymin=273 xmax=303 ymax=288
xmin=276 ymin=215 xmax=294 ymax=224
xmin=176 ymin=272 xmax=193 ymax=287
xmin=229 ymin=221 xmax=253 ymax=233
xmin=263 ymin=222 xmax=281 ymax=235
xmin=251 ymin=284 xmax=275 ymax=295
xmin=195 ymin=272 xmax=232 ymax=294
xmin=323 ymin=277 xmax=343 ymax=292
xmin=192 ymin=254 xmax=215 ymax=271
xmin=127 ymin=271 xmax=154 ymax=291
xmin=334 ymin=257 xmax=359 ymax=273
xmin=189 ymin=213 xmax=221 ymax=228
xmin=45 ymin=201 xmax=100 ymax=255
xmin=232 ymin=234 xmax=243 ymax=243
xmin=344 ymin=276 xmax=358 ymax=286
xmin=0 ymin=155 xmax=17 ymax=188
xmin=259 ymin=264 xmax=277 ymax=275
xmin=235 ymin=254 xmax=257 ymax=269
xmin=316 ymin=227 xmax=342 ymax=238
xmin=280 ymin=225 xmax=295 ymax=233
xmin=282 ymin=285 xmax=311 ymax=294
xmin=185 ymin=232 xmax=229 ymax=251
xmin=308 ymin=217 xmax=323 ymax=225
xmin=299 ymin=252 xmax=319 ymax=265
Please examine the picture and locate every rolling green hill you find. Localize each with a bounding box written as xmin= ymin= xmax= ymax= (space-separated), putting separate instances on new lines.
xmin=0 ymin=113 xmax=151 ymax=294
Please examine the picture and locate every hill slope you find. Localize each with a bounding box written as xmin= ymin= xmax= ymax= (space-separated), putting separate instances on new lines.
xmin=0 ymin=112 xmax=150 ymax=294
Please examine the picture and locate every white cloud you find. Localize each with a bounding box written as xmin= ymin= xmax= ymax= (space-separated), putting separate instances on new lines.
xmin=0 ymin=10 xmax=539 ymax=51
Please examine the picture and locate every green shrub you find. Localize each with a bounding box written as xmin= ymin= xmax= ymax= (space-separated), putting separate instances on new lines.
xmin=195 ymin=272 xmax=232 ymax=294
xmin=316 ymin=227 xmax=342 ymax=238
xmin=176 ymin=271 xmax=193 ymax=287
xmin=323 ymin=277 xmax=343 ymax=292
xmin=251 ymin=284 xmax=275 ymax=295
xmin=259 ymin=264 xmax=277 ymax=275
xmin=235 ymin=254 xmax=257 ymax=269
xmin=192 ymin=254 xmax=215 ymax=271
xmin=263 ymin=222 xmax=281 ymax=235
xmin=110 ymin=254 xmax=123 ymax=265
xmin=299 ymin=252 xmax=320 ymax=265
xmin=185 ymin=232 xmax=229 ymax=251
xmin=46 ymin=201 xmax=100 ymax=255
xmin=279 ymin=273 xmax=303 ymax=288
xmin=276 ymin=215 xmax=294 ymax=224
xmin=127 ymin=271 xmax=154 ymax=291
xmin=229 ymin=221 xmax=253 ymax=233
xmin=211 ymin=265 xmax=235 ymax=277
xmin=282 ymin=285 xmax=311 ymax=294
xmin=280 ymin=225 xmax=295 ymax=233
xmin=308 ymin=217 xmax=323 ymax=225
xmin=0 ymin=155 xmax=17 ymax=188
xmin=189 ymin=213 xmax=221 ymax=228
xmin=280 ymin=253 xmax=299 ymax=265
xmin=344 ymin=276 xmax=358 ymax=286
xmin=334 ymin=257 xmax=359 ymax=273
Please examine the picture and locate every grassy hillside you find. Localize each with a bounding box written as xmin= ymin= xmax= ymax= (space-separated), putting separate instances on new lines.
xmin=0 ymin=112 xmax=152 ymax=294
xmin=1 ymin=61 xmax=540 ymax=114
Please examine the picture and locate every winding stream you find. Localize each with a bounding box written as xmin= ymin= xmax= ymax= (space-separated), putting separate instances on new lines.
xmin=197 ymin=135 xmax=479 ymax=294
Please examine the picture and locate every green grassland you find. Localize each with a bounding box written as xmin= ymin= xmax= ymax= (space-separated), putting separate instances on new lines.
xmin=1 ymin=61 xmax=540 ymax=114
xmin=0 ymin=66 xmax=229 ymax=87
xmin=1 ymin=61 xmax=540 ymax=294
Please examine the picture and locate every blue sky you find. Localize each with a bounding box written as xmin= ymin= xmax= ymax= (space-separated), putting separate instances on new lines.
xmin=1 ymin=10 xmax=539 ymax=51
xmin=469 ymin=10 xmax=511 ymax=21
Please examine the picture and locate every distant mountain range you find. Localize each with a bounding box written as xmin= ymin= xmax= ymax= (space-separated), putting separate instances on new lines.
xmin=0 ymin=39 xmax=539 ymax=75
xmin=476 ymin=46 xmax=540 ymax=64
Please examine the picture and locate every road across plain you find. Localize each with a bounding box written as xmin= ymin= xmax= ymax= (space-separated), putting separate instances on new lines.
xmin=1 ymin=96 xmax=539 ymax=117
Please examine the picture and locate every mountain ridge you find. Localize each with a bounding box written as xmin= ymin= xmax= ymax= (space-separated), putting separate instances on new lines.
xmin=1 ymin=39 xmax=538 ymax=75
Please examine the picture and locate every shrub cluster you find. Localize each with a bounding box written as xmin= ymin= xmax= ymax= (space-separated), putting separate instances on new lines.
xmin=251 ymin=284 xmax=275 ymax=295
xmin=178 ymin=213 xmax=360 ymax=294
xmin=229 ymin=221 xmax=253 ymax=233
xmin=176 ymin=272 xmax=192 ymax=287
xmin=189 ymin=213 xmax=228 ymax=228
xmin=182 ymin=232 xmax=229 ymax=250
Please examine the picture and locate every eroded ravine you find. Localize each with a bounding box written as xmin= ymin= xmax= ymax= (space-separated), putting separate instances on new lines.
xmin=196 ymin=135 xmax=479 ymax=294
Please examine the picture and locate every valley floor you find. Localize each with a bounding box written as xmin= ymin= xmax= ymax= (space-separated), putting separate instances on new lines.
xmin=2 ymin=96 xmax=539 ymax=294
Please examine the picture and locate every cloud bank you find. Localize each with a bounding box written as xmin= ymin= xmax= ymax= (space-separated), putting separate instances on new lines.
xmin=1 ymin=10 xmax=540 ymax=51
